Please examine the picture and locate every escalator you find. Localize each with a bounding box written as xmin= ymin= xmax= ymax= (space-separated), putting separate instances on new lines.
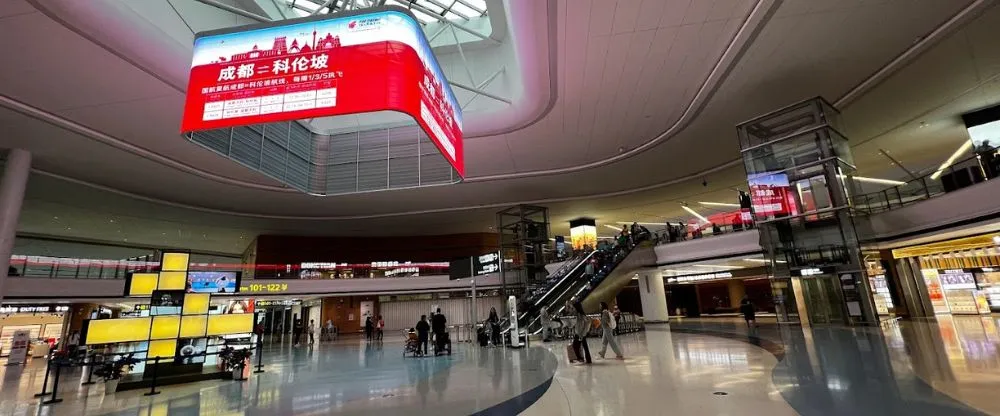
xmin=516 ymin=234 xmax=657 ymax=335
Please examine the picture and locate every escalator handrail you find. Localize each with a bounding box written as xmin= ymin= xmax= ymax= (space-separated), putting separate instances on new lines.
xmin=518 ymin=250 xmax=597 ymax=322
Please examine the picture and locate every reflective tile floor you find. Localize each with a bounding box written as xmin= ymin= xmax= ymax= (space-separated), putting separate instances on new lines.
xmin=3 ymin=317 xmax=1000 ymax=415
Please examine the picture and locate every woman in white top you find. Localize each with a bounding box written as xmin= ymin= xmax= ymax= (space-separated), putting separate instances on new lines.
xmin=598 ymin=302 xmax=624 ymax=360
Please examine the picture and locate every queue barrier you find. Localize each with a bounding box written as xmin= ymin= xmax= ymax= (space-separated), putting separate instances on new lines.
xmin=35 ymin=341 xmax=266 ymax=406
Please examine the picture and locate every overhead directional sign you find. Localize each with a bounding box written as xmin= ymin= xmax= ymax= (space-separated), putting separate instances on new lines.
xmin=449 ymin=251 xmax=501 ymax=280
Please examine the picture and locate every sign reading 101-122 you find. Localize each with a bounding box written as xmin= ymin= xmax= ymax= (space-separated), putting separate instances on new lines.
xmin=180 ymin=7 xmax=465 ymax=177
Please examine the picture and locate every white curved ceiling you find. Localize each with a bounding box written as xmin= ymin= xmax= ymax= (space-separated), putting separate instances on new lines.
xmin=1 ymin=0 xmax=999 ymax=254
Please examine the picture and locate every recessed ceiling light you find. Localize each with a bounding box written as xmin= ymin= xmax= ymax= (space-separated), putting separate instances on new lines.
xmin=618 ymin=146 xmax=625 ymax=153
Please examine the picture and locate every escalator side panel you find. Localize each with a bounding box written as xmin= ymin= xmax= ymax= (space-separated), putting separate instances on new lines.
xmin=581 ymin=244 xmax=657 ymax=313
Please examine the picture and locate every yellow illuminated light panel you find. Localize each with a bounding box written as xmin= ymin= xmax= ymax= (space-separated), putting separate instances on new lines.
xmin=180 ymin=315 xmax=208 ymax=338
xmin=206 ymin=314 xmax=254 ymax=336
xmin=84 ymin=317 xmax=151 ymax=345
xmin=158 ymin=271 xmax=187 ymax=290
xmin=182 ymin=293 xmax=210 ymax=315
xmin=102 ymin=251 xmax=252 ymax=363
xmin=148 ymin=339 xmax=177 ymax=359
xmin=129 ymin=273 xmax=159 ymax=297
xmin=150 ymin=315 xmax=181 ymax=340
xmin=161 ymin=252 xmax=190 ymax=272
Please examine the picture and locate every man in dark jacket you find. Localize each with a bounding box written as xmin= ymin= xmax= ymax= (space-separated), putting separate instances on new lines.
xmin=415 ymin=315 xmax=430 ymax=355
xmin=431 ymin=308 xmax=447 ymax=353
xmin=431 ymin=308 xmax=447 ymax=336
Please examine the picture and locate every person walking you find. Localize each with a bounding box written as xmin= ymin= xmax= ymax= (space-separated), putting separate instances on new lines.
xmin=740 ymin=296 xmax=757 ymax=330
xmin=364 ymin=316 xmax=374 ymax=341
xmin=293 ymin=319 xmax=303 ymax=346
xmin=597 ymin=302 xmax=624 ymax=360
xmin=487 ymin=307 xmax=500 ymax=346
xmin=415 ymin=315 xmax=430 ymax=356
xmin=376 ymin=315 xmax=385 ymax=341
xmin=308 ymin=319 xmax=316 ymax=344
xmin=571 ymin=302 xmax=592 ymax=364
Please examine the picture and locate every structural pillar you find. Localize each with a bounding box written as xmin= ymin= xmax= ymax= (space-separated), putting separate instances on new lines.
xmin=727 ymin=280 xmax=746 ymax=308
xmin=0 ymin=149 xmax=30 ymax=304
xmin=637 ymin=272 xmax=669 ymax=323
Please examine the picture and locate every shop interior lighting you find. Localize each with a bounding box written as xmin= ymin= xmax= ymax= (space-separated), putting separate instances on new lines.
xmin=837 ymin=175 xmax=906 ymax=186
xmin=698 ymin=201 xmax=741 ymax=208
xmin=681 ymin=205 xmax=709 ymax=223
xmin=930 ymin=141 xmax=973 ymax=180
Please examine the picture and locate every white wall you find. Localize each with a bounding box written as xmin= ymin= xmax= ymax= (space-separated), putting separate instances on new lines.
xmin=380 ymin=296 xmax=504 ymax=332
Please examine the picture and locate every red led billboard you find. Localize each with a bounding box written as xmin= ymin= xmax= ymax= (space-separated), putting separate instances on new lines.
xmin=180 ymin=8 xmax=464 ymax=177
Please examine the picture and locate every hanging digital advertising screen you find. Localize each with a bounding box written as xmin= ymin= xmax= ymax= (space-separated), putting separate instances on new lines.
xmin=747 ymin=172 xmax=797 ymax=219
xmin=180 ymin=7 xmax=464 ymax=176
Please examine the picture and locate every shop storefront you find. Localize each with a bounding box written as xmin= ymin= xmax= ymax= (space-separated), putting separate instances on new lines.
xmin=0 ymin=304 xmax=70 ymax=356
xmin=864 ymin=256 xmax=895 ymax=316
xmin=662 ymin=267 xmax=774 ymax=317
xmin=891 ymin=232 xmax=1000 ymax=315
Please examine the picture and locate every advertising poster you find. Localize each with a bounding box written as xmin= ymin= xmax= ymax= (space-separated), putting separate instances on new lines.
xmin=6 ymin=330 xmax=30 ymax=365
xmin=360 ymin=301 xmax=374 ymax=329
xmin=747 ymin=172 xmax=797 ymax=219
xmin=187 ymin=271 xmax=239 ymax=294
xmin=175 ymin=338 xmax=208 ymax=364
xmin=182 ymin=9 xmax=464 ymax=176
xmin=920 ymin=269 xmax=950 ymax=313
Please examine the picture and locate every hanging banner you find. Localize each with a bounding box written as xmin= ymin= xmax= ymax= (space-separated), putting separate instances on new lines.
xmin=181 ymin=7 xmax=464 ymax=176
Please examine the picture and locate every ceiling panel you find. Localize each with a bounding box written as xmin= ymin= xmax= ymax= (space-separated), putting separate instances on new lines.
xmin=1 ymin=0 xmax=997 ymax=247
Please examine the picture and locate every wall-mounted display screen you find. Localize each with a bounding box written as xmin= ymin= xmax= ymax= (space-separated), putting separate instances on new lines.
xmin=187 ymin=271 xmax=240 ymax=294
xmin=747 ymin=172 xmax=796 ymax=219
xmin=181 ymin=8 xmax=464 ymax=176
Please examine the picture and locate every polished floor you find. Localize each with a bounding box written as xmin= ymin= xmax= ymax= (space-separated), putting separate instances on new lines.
xmin=2 ymin=317 xmax=1000 ymax=414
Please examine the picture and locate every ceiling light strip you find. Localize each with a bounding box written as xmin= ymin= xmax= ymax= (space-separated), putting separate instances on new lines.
xmin=681 ymin=205 xmax=709 ymax=223
xmin=930 ymin=141 xmax=973 ymax=180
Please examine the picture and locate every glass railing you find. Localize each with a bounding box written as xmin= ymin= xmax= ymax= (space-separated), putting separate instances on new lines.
xmin=852 ymin=149 xmax=996 ymax=215
xmin=655 ymin=213 xmax=756 ymax=247
xmin=8 ymin=255 xmax=158 ymax=279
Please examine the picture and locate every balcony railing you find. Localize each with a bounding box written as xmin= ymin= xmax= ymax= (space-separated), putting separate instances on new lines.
xmin=852 ymin=148 xmax=996 ymax=215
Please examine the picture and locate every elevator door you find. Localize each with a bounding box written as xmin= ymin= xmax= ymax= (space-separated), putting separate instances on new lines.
xmin=802 ymin=276 xmax=845 ymax=324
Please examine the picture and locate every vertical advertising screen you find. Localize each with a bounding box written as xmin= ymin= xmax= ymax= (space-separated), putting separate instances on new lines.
xmin=747 ymin=172 xmax=797 ymax=219
xmin=181 ymin=8 xmax=464 ymax=176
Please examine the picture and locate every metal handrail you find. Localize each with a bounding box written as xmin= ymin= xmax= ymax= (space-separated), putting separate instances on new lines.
xmin=852 ymin=146 xmax=995 ymax=215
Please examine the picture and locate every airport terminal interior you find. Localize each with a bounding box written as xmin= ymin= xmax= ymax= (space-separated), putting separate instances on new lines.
xmin=4 ymin=0 xmax=1000 ymax=414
